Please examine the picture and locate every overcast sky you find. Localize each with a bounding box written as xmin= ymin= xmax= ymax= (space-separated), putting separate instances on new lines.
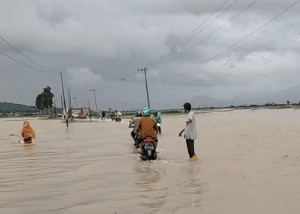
xmin=1 ymin=0 xmax=300 ymax=110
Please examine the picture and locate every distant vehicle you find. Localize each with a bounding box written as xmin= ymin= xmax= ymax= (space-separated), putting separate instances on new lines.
xmin=110 ymin=111 xmax=122 ymax=122
xmin=70 ymin=108 xmax=91 ymax=119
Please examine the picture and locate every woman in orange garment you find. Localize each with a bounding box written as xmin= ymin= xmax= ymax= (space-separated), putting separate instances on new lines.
xmin=21 ymin=121 xmax=36 ymax=144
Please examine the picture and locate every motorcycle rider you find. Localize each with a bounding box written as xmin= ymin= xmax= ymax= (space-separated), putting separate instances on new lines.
xmin=137 ymin=107 xmax=158 ymax=158
xmin=153 ymin=112 xmax=162 ymax=134
xmin=131 ymin=112 xmax=142 ymax=147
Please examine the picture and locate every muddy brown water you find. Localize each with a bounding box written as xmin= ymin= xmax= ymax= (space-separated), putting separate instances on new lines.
xmin=0 ymin=108 xmax=299 ymax=214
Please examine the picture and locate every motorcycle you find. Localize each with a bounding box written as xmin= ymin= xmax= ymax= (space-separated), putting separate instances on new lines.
xmin=128 ymin=120 xmax=134 ymax=128
xmin=157 ymin=123 xmax=161 ymax=134
xmin=131 ymin=130 xmax=140 ymax=148
xmin=140 ymin=137 xmax=157 ymax=161
xmin=111 ymin=115 xmax=121 ymax=122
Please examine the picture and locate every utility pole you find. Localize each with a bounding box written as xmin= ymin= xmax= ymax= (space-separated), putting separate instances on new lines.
xmin=61 ymin=94 xmax=64 ymax=114
xmin=72 ymin=97 xmax=78 ymax=108
xmin=54 ymin=99 xmax=56 ymax=115
xmin=60 ymin=72 xmax=68 ymax=127
xmin=90 ymin=89 xmax=98 ymax=112
xmin=67 ymin=88 xmax=72 ymax=109
xmin=138 ymin=67 xmax=150 ymax=108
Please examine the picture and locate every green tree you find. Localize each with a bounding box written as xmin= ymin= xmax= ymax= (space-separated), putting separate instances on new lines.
xmin=35 ymin=94 xmax=44 ymax=110
xmin=42 ymin=86 xmax=54 ymax=109
xmin=35 ymin=86 xmax=54 ymax=116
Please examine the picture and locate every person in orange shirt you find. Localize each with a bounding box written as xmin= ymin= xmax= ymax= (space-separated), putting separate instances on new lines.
xmin=21 ymin=121 xmax=36 ymax=144
xmin=137 ymin=107 xmax=158 ymax=159
xmin=137 ymin=107 xmax=158 ymax=141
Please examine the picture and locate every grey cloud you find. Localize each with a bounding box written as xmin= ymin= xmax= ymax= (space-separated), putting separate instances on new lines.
xmin=0 ymin=0 xmax=300 ymax=109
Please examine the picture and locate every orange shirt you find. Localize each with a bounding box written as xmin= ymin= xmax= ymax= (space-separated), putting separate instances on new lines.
xmin=137 ymin=117 xmax=158 ymax=140
xmin=21 ymin=125 xmax=36 ymax=139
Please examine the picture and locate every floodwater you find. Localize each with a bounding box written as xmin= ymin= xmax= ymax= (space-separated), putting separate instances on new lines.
xmin=0 ymin=108 xmax=299 ymax=214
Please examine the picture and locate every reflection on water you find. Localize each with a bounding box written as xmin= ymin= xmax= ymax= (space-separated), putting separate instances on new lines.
xmin=1 ymin=109 xmax=300 ymax=214
xmin=23 ymin=144 xmax=37 ymax=153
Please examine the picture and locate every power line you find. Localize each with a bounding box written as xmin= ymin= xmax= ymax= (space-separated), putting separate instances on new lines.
xmin=127 ymin=0 xmax=255 ymax=85
xmin=189 ymin=36 xmax=297 ymax=86
xmin=187 ymin=36 xmax=299 ymax=87
xmin=168 ymin=0 xmax=241 ymax=56
xmin=0 ymin=34 xmax=56 ymax=73
xmin=171 ymin=0 xmax=300 ymax=82
xmin=169 ymin=0 xmax=231 ymax=52
xmin=156 ymin=0 xmax=258 ymax=69
xmin=146 ymin=0 xmax=236 ymax=68
xmin=0 ymin=34 xmax=57 ymax=74
xmin=223 ymin=37 xmax=299 ymax=82
xmin=228 ymin=20 xmax=300 ymax=51
xmin=198 ymin=20 xmax=300 ymax=80
xmin=0 ymin=49 xmax=50 ymax=73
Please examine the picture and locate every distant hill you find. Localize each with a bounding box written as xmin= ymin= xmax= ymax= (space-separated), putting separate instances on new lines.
xmin=0 ymin=102 xmax=39 ymax=113
xmin=188 ymin=84 xmax=300 ymax=108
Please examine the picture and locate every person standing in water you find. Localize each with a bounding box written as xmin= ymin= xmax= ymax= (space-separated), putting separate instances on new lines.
xmin=178 ymin=102 xmax=197 ymax=161
xmin=21 ymin=121 xmax=36 ymax=144
xmin=101 ymin=110 xmax=106 ymax=120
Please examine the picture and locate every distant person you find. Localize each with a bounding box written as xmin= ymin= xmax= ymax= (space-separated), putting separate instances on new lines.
xmin=101 ymin=111 xmax=106 ymax=120
xmin=153 ymin=112 xmax=162 ymax=134
xmin=153 ymin=112 xmax=161 ymax=123
xmin=116 ymin=111 xmax=122 ymax=122
xmin=21 ymin=121 xmax=36 ymax=144
xmin=178 ymin=102 xmax=197 ymax=161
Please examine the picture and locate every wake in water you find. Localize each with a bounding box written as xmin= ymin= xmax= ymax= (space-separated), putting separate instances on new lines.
xmin=8 ymin=134 xmax=25 ymax=144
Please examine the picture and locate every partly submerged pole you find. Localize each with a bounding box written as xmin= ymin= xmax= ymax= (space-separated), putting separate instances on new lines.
xmin=60 ymin=72 xmax=68 ymax=127
xmin=60 ymin=94 xmax=64 ymax=114
xmin=67 ymin=88 xmax=72 ymax=109
xmin=53 ymin=99 xmax=56 ymax=115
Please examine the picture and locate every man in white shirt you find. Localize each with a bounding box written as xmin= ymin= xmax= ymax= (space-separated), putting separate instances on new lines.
xmin=179 ymin=102 xmax=197 ymax=161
